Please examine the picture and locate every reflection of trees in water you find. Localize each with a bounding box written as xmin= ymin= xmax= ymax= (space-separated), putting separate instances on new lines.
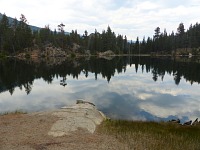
xmin=0 ymin=56 xmax=200 ymax=95
xmin=152 ymin=69 xmax=158 ymax=82
xmin=60 ymin=77 xmax=67 ymax=87
xmin=24 ymin=82 xmax=33 ymax=95
xmin=0 ymin=59 xmax=35 ymax=95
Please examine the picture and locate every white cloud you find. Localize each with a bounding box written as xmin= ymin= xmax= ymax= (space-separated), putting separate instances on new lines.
xmin=136 ymin=1 xmax=160 ymax=10
xmin=1 ymin=0 xmax=200 ymax=39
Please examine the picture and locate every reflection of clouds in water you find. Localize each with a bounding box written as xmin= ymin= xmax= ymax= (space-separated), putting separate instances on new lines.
xmin=1 ymin=66 xmax=200 ymax=122
xmin=0 ymin=78 xmax=74 ymax=112
xmin=0 ymin=75 xmax=108 ymax=113
xmin=95 ymin=92 xmax=147 ymax=120
xmin=103 ymin=66 xmax=200 ymax=121
xmin=137 ymin=93 xmax=153 ymax=100
xmin=153 ymin=87 xmax=183 ymax=96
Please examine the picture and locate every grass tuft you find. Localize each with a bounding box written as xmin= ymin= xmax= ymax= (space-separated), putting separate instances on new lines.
xmin=1 ymin=110 xmax=27 ymax=116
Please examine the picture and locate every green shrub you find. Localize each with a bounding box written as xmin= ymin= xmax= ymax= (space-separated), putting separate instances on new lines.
xmin=70 ymin=53 xmax=76 ymax=58
xmin=0 ymin=51 xmax=8 ymax=58
xmin=25 ymin=53 xmax=31 ymax=59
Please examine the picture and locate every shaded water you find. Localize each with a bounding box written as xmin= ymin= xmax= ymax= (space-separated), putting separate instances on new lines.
xmin=0 ymin=56 xmax=200 ymax=123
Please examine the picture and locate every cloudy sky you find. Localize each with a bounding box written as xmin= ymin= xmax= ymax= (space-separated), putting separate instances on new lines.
xmin=0 ymin=0 xmax=200 ymax=40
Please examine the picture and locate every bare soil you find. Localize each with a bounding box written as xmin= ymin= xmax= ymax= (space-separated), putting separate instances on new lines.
xmin=0 ymin=113 xmax=126 ymax=150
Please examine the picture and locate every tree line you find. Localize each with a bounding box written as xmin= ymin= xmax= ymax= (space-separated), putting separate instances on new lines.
xmin=135 ymin=23 xmax=200 ymax=55
xmin=0 ymin=13 xmax=200 ymax=55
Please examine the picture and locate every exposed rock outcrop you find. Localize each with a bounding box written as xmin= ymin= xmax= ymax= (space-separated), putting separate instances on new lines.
xmin=41 ymin=45 xmax=67 ymax=57
xmin=98 ymin=50 xmax=115 ymax=60
xmin=98 ymin=50 xmax=115 ymax=56
xmin=72 ymin=43 xmax=81 ymax=52
xmin=48 ymin=100 xmax=106 ymax=137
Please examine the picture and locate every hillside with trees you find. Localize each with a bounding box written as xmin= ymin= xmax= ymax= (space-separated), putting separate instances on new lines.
xmin=0 ymin=13 xmax=200 ymax=57
xmin=137 ymin=23 xmax=200 ymax=55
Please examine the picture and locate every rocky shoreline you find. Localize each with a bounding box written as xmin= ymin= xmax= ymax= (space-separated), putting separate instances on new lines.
xmin=1 ymin=100 xmax=200 ymax=149
xmin=0 ymin=100 xmax=113 ymax=150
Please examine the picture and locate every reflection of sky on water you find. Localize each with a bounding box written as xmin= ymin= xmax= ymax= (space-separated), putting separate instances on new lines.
xmin=1 ymin=65 xmax=200 ymax=123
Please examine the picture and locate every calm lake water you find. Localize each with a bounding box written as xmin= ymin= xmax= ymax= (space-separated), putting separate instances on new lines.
xmin=0 ymin=56 xmax=200 ymax=123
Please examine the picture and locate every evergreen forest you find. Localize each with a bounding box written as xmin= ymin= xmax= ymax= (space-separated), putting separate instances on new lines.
xmin=0 ymin=13 xmax=200 ymax=56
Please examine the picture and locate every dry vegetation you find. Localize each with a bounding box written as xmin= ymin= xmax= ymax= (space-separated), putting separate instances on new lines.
xmin=1 ymin=112 xmax=200 ymax=150
xmin=0 ymin=110 xmax=27 ymax=116
xmin=97 ymin=120 xmax=200 ymax=150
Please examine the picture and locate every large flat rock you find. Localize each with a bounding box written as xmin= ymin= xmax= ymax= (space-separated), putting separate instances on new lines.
xmin=48 ymin=102 xmax=106 ymax=137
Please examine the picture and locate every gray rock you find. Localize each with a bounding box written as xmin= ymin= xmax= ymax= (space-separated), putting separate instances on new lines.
xmin=183 ymin=120 xmax=192 ymax=126
xmin=169 ymin=119 xmax=180 ymax=124
xmin=192 ymin=118 xmax=198 ymax=126
xmin=76 ymin=99 xmax=95 ymax=106
xmin=48 ymin=102 xmax=106 ymax=137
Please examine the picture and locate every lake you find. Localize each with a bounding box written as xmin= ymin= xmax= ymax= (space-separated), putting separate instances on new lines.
xmin=0 ymin=56 xmax=200 ymax=123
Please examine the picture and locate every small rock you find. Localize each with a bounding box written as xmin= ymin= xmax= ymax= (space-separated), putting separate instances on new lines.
xmin=169 ymin=119 xmax=180 ymax=124
xmin=192 ymin=118 xmax=198 ymax=126
xmin=76 ymin=99 xmax=95 ymax=106
xmin=183 ymin=120 xmax=192 ymax=126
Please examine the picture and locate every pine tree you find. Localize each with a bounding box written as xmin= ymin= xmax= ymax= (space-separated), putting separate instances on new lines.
xmin=105 ymin=26 xmax=112 ymax=51
xmin=15 ymin=14 xmax=32 ymax=51
xmin=39 ymin=25 xmax=51 ymax=44
xmin=0 ymin=13 xmax=10 ymax=51
xmin=135 ymin=37 xmax=140 ymax=55
xmin=58 ymin=23 xmax=65 ymax=49
xmin=123 ymin=35 xmax=128 ymax=54
xmin=116 ymin=34 xmax=123 ymax=53
xmin=177 ymin=23 xmax=185 ymax=35
xmin=146 ymin=37 xmax=153 ymax=53
xmin=176 ymin=23 xmax=185 ymax=48
xmin=83 ymin=30 xmax=89 ymax=49
xmin=154 ymin=27 xmax=160 ymax=39
xmin=140 ymin=36 xmax=146 ymax=53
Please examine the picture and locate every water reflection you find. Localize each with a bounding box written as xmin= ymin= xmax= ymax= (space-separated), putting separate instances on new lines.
xmin=0 ymin=56 xmax=200 ymax=122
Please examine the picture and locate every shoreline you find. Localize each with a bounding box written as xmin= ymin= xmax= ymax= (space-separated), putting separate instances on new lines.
xmin=1 ymin=54 xmax=200 ymax=62
xmin=1 ymin=108 xmax=200 ymax=150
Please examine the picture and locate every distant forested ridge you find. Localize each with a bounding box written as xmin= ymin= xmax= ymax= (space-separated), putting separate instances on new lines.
xmin=0 ymin=13 xmax=40 ymax=31
xmin=0 ymin=13 xmax=200 ymax=56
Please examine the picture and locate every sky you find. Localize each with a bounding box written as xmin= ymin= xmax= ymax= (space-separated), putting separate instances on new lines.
xmin=0 ymin=0 xmax=200 ymax=40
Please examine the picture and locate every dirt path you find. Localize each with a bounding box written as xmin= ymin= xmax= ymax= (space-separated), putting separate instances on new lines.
xmin=0 ymin=106 xmax=125 ymax=150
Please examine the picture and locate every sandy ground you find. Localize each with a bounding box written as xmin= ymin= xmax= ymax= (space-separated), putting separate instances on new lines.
xmin=0 ymin=112 xmax=126 ymax=150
